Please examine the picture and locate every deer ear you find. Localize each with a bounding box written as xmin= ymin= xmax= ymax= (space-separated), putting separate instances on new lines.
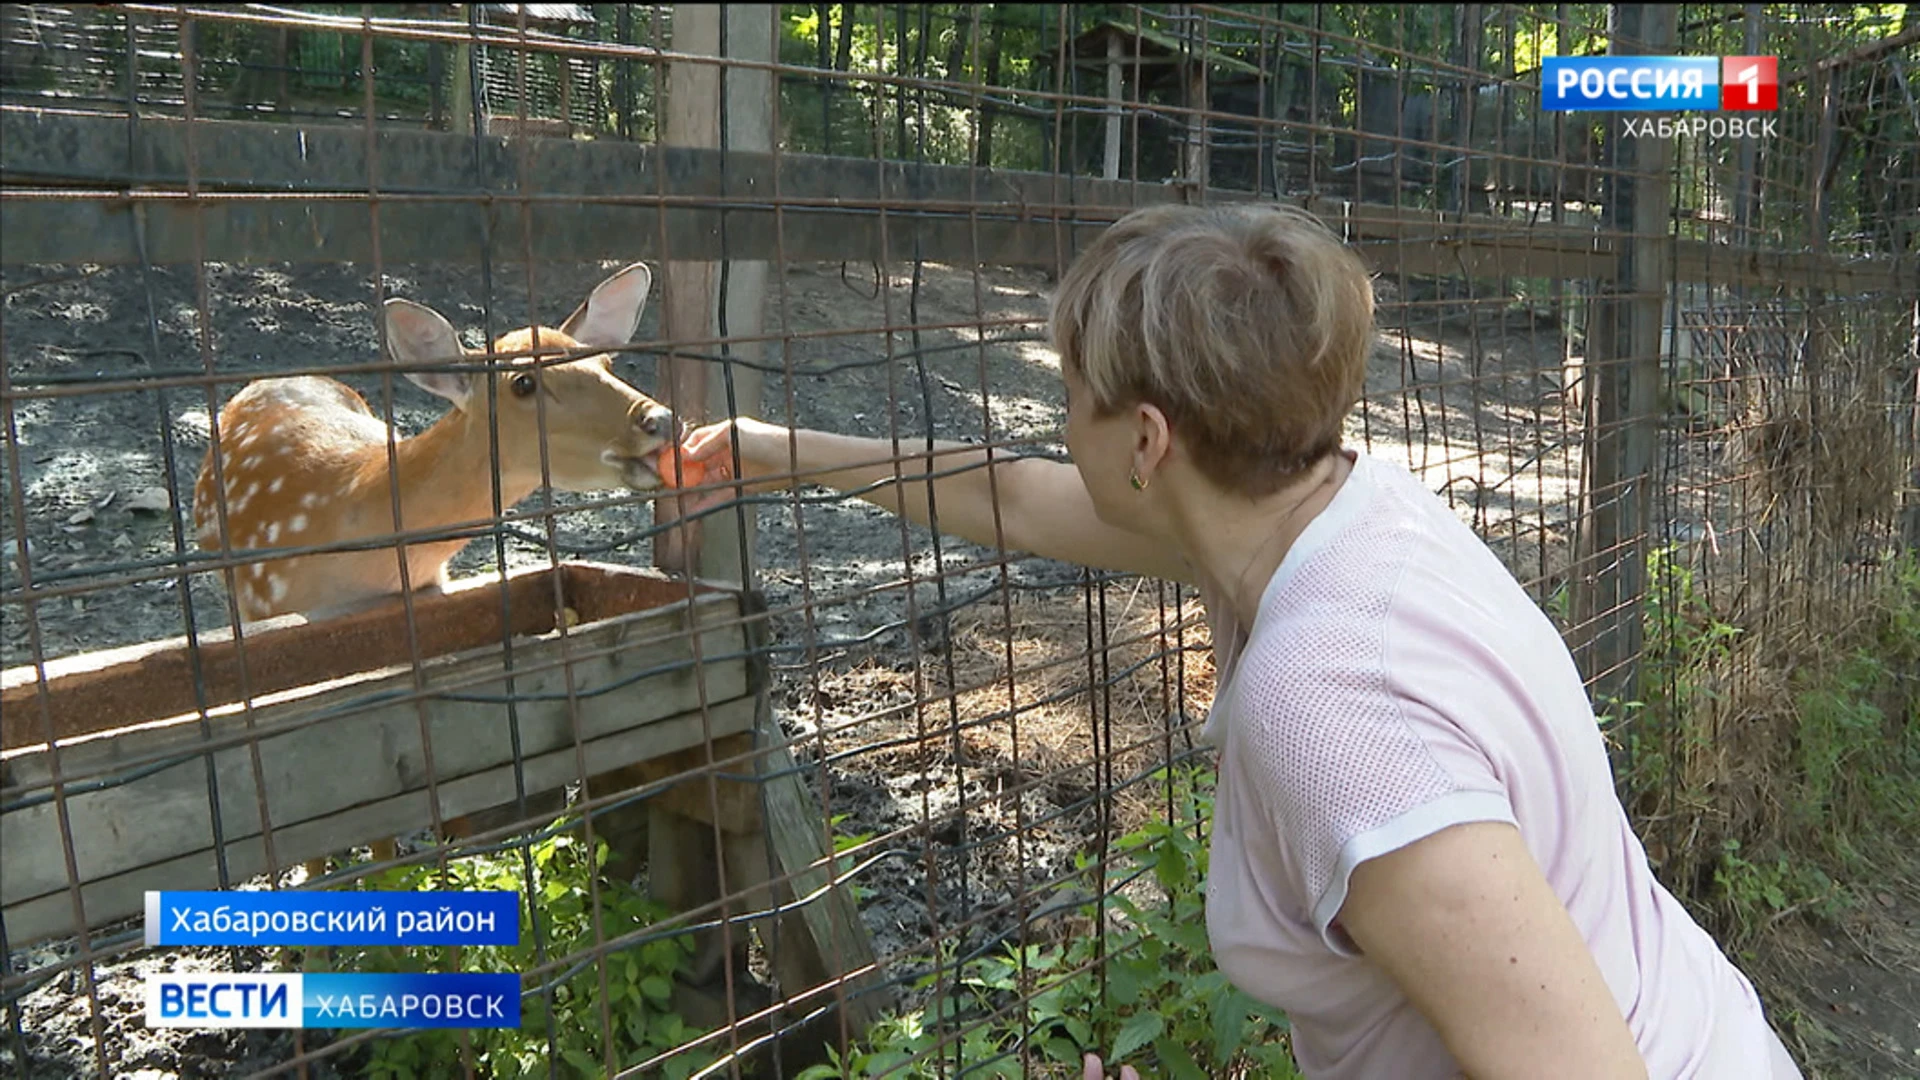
xmin=385 ymin=299 xmax=472 ymax=406
xmin=559 ymin=262 xmax=653 ymax=349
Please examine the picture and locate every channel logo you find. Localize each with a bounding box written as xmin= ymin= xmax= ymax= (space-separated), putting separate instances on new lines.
xmin=146 ymin=974 xmax=303 ymax=1028
xmin=144 ymin=972 xmax=522 ymax=1029
xmin=1719 ymin=56 xmax=1778 ymax=111
xmin=1543 ymin=55 xmax=1779 ymax=112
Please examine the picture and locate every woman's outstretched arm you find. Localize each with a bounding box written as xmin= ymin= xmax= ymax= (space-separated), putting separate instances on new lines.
xmin=675 ymin=418 xmax=1193 ymax=583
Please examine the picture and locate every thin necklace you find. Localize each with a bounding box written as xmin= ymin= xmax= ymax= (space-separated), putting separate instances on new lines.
xmin=1230 ymin=457 xmax=1339 ymax=620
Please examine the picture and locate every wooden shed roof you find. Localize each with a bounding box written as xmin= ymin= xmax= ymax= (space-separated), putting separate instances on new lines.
xmin=1034 ymin=18 xmax=1263 ymax=78
xmin=480 ymin=4 xmax=596 ymax=28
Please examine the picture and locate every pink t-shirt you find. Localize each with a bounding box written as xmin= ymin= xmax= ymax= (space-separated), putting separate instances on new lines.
xmin=1199 ymin=451 xmax=1798 ymax=1079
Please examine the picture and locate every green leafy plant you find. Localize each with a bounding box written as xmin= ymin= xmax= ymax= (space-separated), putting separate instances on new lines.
xmin=312 ymin=822 xmax=716 ymax=1080
xmin=1643 ymin=545 xmax=1745 ymax=694
xmin=831 ymin=812 xmax=877 ymax=906
xmin=797 ymin=769 xmax=1298 ymax=1079
xmin=1607 ymin=544 xmax=1745 ymax=801
xmin=1786 ymin=553 xmax=1920 ymax=852
xmin=1712 ymin=837 xmax=1845 ymax=943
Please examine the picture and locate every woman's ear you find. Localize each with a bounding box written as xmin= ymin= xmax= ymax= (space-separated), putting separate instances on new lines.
xmin=1131 ymin=401 xmax=1174 ymax=485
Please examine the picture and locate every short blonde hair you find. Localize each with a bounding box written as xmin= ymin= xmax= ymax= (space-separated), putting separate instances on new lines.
xmin=1050 ymin=203 xmax=1375 ymax=497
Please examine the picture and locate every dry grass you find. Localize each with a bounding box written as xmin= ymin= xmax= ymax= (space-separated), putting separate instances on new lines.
xmin=1627 ymin=613 xmax=1806 ymax=889
xmin=804 ymin=581 xmax=1217 ymax=841
xmin=936 ymin=582 xmax=1217 ymax=834
xmin=1630 ymin=557 xmax=1914 ymax=885
xmin=1730 ymin=312 xmax=1907 ymax=557
xmin=1636 ymin=313 xmax=1915 ymax=900
xmin=1736 ymin=404 xmax=1902 ymax=548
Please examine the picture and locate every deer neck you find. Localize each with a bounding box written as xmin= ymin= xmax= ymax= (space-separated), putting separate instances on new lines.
xmin=371 ymin=407 xmax=540 ymax=534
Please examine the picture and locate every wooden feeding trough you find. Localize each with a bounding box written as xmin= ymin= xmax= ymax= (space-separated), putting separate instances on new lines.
xmin=2 ymin=560 xmax=888 ymax=1032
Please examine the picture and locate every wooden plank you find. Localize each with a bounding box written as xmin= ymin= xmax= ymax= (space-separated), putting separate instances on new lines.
xmin=637 ymin=598 xmax=892 ymax=1027
xmin=697 ymin=3 xmax=774 ymax=587
xmin=0 ymin=106 xmax=1132 ymax=210
xmin=1571 ymin=5 xmax=1675 ymax=700
xmin=1 ymin=588 xmax=751 ymax=907
xmin=624 ymin=734 xmax=763 ymax=835
xmin=753 ymin=691 xmax=893 ymax=1028
xmin=3 ymin=108 xmax=1909 ymax=294
xmin=0 ymin=192 xmax=1866 ymax=292
xmin=2 ymin=183 xmax=1891 ymax=292
xmin=1348 ymin=233 xmax=1617 ymax=284
xmin=2 ymin=561 xmax=718 ymax=751
xmin=653 ymin=4 xmax=771 ymax=583
xmin=1 ymin=693 xmax=756 ymax=946
xmin=653 ymin=1 xmax=725 ymax=580
xmin=0 ymin=192 xmax=1094 ymax=273
xmin=648 ymin=801 xmax=730 ymax=984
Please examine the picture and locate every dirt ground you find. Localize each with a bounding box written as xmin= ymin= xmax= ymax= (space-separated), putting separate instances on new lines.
xmin=3 ymin=257 xmax=1900 ymax=1079
xmin=1747 ymin=859 xmax=1920 ymax=1079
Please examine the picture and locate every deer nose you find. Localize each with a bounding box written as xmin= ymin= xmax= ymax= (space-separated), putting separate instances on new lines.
xmin=637 ymin=405 xmax=675 ymax=438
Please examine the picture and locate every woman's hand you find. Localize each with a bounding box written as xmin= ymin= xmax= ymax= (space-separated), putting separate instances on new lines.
xmin=1081 ymin=1052 xmax=1141 ymax=1080
xmin=680 ymin=416 xmax=790 ymax=484
xmin=664 ymin=416 xmax=792 ymax=517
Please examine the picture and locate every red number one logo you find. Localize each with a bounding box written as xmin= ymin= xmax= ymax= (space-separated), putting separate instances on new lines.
xmin=1721 ymin=56 xmax=1778 ymax=111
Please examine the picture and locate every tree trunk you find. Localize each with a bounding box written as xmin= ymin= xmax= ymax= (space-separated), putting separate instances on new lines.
xmin=1445 ymin=4 xmax=1484 ymax=215
xmin=816 ymin=2 xmax=832 ymax=152
xmin=947 ymin=5 xmax=971 ymax=80
xmin=916 ymin=3 xmax=932 ymax=153
xmin=1104 ymin=32 xmax=1123 ymax=181
xmin=427 ymin=31 xmax=444 ymax=129
xmin=1732 ymin=3 xmax=1761 ymax=240
xmin=225 ymin=24 xmax=279 ymax=118
xmin=835 ymin=2 xmax=854 ymax=72
xmin=894 ymin=6 xmax=908 ymax=156
xmin=974 ymin=7 xmax=1003 ymax=168
xmin=274 ymin=26 xmax=290 ymax=111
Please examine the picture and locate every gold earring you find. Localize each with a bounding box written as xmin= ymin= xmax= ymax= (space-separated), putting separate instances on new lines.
xmin=1129 ymin=470 xmax=1147 ymax=491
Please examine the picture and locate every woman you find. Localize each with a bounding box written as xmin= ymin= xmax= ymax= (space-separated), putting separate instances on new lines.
xmin=674 ymin=204 xmax=1801 ymax=1079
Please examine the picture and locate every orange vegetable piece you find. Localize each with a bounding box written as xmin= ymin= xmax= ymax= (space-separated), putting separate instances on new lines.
xmin=654 ymin=446 xmax=728 ymax=488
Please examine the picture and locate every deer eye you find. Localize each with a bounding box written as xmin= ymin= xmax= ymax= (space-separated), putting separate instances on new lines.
xmin=510 ymin=372 xmax=537 ymax=398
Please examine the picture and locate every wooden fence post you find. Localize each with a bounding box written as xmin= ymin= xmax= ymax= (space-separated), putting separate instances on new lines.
xmin=1103 ymin=30 xmax=1123 ymax=182
xmin=1571 ymin=3 xmax=1675 ymax=710
xmin=642 ymin=9 xmax=893 ymax=1053
xmin=653 ymin=4 xmax=771 ymax=587
xmin=449 ymin=4 xmax=473 ymax=135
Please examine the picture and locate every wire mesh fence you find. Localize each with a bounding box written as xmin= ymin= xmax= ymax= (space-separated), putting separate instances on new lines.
xmin=2 ymin=3 xmax=1915 ymax=1078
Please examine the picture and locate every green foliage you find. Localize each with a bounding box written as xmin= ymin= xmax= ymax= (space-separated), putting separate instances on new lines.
xmin=313 ymin=824 xmax=715 ymax=1080
xmin=830 ymin=812 xmax=876 ymax=905
xmin=1602 ymin=544 xmax=1744 ymax=799
xmin=1713 ymin=837 xmax=1845 ymax=942
xmin=1786 ymin=553 xmax=1920 ymax=846
xmin=776 ymin=4 xmax=1053 ymax=169
xmin=1616 ymin=544 xmax=1920 ymax=946
xmin=795 ymin=770 xmax=1297 ymax=1079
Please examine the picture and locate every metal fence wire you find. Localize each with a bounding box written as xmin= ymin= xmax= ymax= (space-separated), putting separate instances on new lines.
xmin=2 ymin=4 xmax=1916 ymax=1079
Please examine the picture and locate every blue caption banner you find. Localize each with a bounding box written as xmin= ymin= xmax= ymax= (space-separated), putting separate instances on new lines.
xmin=1542 ymin=56 xmax=1719 ymax=111
xmin=144 ymin=972 xmax=523 ymax=1029
xmin=145 ymin=890 xmax=520 ymax=947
